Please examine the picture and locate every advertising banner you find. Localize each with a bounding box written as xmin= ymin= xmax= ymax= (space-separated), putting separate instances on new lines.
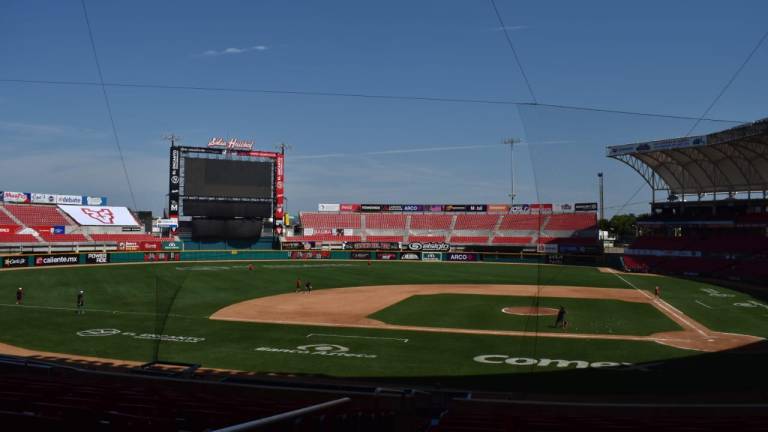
xmin=399 ymin=252 xmax=421 ymax=261
xmin=530 ymin=204 xmax=553 ymax=214
xmin=422 ymin=252 xmax=442 ymax=262
xmin=161 ymin=241 xmax=183 ymax=251
xmin=275 ymin=153 xmax=285 ymax=220
xmin=344 ymin=242 xmax=400 ymax=250
xmin=402 ymin=204 xmax=424 ymax=212
xmin=140 ymin=241 xmax=162 ymax=251
xmin=407 ymin=242 xmax=451 ymax=252
xmin=282 ymin=241 xmax=315 ymax=250
xmin=53 ymin=226 xmax=65 ymax=234
xmin=446 ymin=252 xmax=478 ymax=262
xmin=340 ymin=203 xmax=361 ymax=212
xmin=360 ymin=204 xmax=383 ymax=212
xmin=0 ymin=225 xmax=18 ymax=234
xmin=85 ymin=253 xmax=110 ymax=264
xmin=318 ymin=203 xmax=340 ymax=212
xmin=351 ymin=251 xmax=372 ymax=260
xmin=31 ymin=193 xmax=56 ymax=204
xmin=553 ymin=203 xmax=575 ymax=213
xmin=58 ymin=205 xmax=140 ymax=226
xmin=537 ymin=243 xmax=559 ymax=254
xmin=144 ymin=252 xmax=181 ymax=262
xmin=606 ymin=135 xmax=707 ymax=157
xmin=376 ymin=252 xmax=398 ymax=260
xmin=487 ymin=204 xmax=510 ymax=213
xmin=443 ymin=204 xmax=467 ymax=212
xmin=3 ymin=191 xmax=30 ymax=203
xmin=208 ymin=137 xmax=255 ymax=151
xmin=34 ymin=254 xmax=79 ymax=267
xmin=290 ymin=250 xmax=330 ymax=260
xmin=55 ymin=195 xmax=84 ymax=205
xmin=384 ymin=204 xmax=404 ymax=212
xmin=575 ymin=202 xmax=598 ymax=212
xmin=428 ymin=205 xmax=443 ymax=212
xmin=169 ymin=146 xmax=181 ymax=219
xmin=117 ymin=241 xmax=140 ymax=251
xmin=2 ymin=255 xmax=29 ymax=268
xmin=85 ymin=196 xmax=107 ymax=206
xmin=157 ymin=218 xmax=179 ymax=228
xmin=510 ymin=204 xmax=530 ymax=214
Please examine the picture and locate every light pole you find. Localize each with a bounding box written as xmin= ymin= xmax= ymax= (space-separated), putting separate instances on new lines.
xmin=598 ymin=172 xmax=604 ymax=221
xmin=503 ymin=138 xmax=519 ymax=205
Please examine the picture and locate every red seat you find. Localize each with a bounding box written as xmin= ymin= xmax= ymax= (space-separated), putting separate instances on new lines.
xmin=5 ymin=205 xmax=70 ymax=226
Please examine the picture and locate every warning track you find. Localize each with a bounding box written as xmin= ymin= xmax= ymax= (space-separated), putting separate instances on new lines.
xmin=211 ymin=284 xmax=762 ymax=352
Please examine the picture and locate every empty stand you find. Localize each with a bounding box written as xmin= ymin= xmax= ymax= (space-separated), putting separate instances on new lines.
xmin=407 ymin=235 xmax=446 ymax=243
xmin=409 ymin=214 xmax=452 ymax=230
xmin=499 ymin=214 xmax=542 ymax=231
xmin=0 ymin=233 xmax=39 ymax=244
xmin=365 ymin=214 xmax=406 ymax=229
xmin=300 ymin=213 xmax=361 ymax=229
xmin=449 ymin=236 xmax=489 ymax=244
xmin=37 ymin=232 xmax=87 ymax=243
xmin=491 ymin=236 xmax=533 ymax=245
xmin=544 ymin=212 xmax=597 ymax=231
xmin=453 ymin=214 xmax=500 ymax=230
xmin=90 ymin=234 xmax=173 ymax=243
xmin=5 ymin=205 xmax=70 ymax=226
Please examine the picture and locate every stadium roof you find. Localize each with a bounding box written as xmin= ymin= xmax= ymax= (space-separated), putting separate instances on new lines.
xmin=606 ymin=117 xmax=768 ymax=195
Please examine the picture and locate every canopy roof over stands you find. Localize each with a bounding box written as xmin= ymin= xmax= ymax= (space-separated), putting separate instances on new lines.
xmin=606 ymin=117 xmax=768 ymax=195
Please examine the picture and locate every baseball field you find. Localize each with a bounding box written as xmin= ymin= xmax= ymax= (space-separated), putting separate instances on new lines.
xmin=1 ymin=260 xmax=767 ymax=396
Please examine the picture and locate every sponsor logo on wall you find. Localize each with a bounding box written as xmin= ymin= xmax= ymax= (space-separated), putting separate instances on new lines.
xmin=446 ymin=253 xmax=478 ymax=262
xmin=376 ymin=252 xmax=398 ymax=260
xmin=55 ymin=195 xmax=84 ymax=205
xmin=407 ymin=242 xmax=450 ymax=252
xmin=422 ymin=252 xmax=441 ymax=262
xmin=3 ymin=191 xmax=30 ymax=203
xmin=31 ymin=193 xmax=56 ymax=204
xmin=2 ymin=256 xmax=29 ymax=268
xmin=360 ymin=204 xmax=383 ymax=212
xmin=162 ymin=241 xmax=182 ymax=251
xmin=318 ymin=203 xmax=341 ymax=212
xmin=34 ymin=254 xmax=79 ymax=267
xmin=399 ymin=252 xmax=421 ymax=261
xmin=290 ymin=250 xmax=330 ymax=260
xmin=351 ymin=251 xmax=372 ymax=260
xmin=144 ymin=252 xmax=180 ymax=262
xmin=85 ymin=253 xmax=110 ymax=264
xmin=344 ymin=242 xmax=400 ymax=251
xmin=574 ymin=202 xmax=598 ymax=212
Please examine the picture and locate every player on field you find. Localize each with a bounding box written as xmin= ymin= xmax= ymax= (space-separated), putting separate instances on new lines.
xmin=305 ymin=281 xmax=313 ymax=293
xmin=76 ymin=290 xmax=85 ymax=315
xmin=555 ymin=306 xmax=568 ymax=329
xmin=654 ymin=286 xmax=661 ymax=298
xmin=295 ymin=278 xmax=303 ymax=293
xmin=16 ymin=287 xmax=23 ymax=305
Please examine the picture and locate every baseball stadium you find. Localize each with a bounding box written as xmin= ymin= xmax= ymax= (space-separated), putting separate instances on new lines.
xmin=2 ymin=2 xmax=768 ymax=431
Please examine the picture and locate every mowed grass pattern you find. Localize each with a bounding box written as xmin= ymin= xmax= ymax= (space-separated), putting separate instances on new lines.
xmin=369 ymin=294 xmax=682 ymax=336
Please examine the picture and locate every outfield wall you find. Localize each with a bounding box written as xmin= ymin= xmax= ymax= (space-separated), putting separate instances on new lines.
xmin=1 ymin=249 xmax=613 ymax=270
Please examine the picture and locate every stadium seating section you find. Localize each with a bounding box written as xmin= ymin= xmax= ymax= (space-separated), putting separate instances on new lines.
xmin=0 ymin=204 xmax=168 ymax=246
xmin=5 ymin=204 xmax=70 ymax=226
xmin=294 ymin=211 xmax=599 ymax=246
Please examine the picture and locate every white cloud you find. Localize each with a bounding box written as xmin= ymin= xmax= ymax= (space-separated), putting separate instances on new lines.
xmin=199 ymin=45 xmax=269 ymax=57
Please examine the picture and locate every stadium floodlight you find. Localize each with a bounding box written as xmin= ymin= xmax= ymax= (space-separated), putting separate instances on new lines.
xmin=503 ymin=138 xmax=519 ymax=205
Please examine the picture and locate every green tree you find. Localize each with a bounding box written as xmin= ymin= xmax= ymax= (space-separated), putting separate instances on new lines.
xmin=608 ymin=214 xmax=637 ymax=242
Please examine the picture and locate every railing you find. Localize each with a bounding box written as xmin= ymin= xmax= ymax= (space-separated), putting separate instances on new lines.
xmin=212 ymin=397 xmax=351 ymax=432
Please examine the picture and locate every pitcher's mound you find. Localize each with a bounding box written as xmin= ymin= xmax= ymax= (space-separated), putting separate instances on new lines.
xmin=502 ymin=306 xmax=559 ymax=316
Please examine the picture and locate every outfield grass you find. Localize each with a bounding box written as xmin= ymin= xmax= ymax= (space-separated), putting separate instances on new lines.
xmin=0 ymin=260 xmax=766 ymax=393
xmin=369 ymin=293 xmax=682 ymax=335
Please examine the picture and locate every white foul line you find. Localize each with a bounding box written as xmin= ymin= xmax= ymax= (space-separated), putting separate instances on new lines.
xmin=306 ymin=333 xmax=408 ymax=343
xmin=609 ymin=272 xmax=709 ymax=337
xmin=695 ymin=300 xmax=714 ymax=309
xmin=0 ymin=303 xmax=201 ymax=319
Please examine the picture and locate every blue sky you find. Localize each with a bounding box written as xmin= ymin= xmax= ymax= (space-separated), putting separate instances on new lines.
xmin=1 ymin=0 xmax=766 ymax=216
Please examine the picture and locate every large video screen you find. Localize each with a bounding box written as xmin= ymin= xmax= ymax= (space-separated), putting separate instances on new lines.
xmin=184 ymin=158 xmax=273 ymax=199
xmin=183 ymin=200 xmax=272 ymax=218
